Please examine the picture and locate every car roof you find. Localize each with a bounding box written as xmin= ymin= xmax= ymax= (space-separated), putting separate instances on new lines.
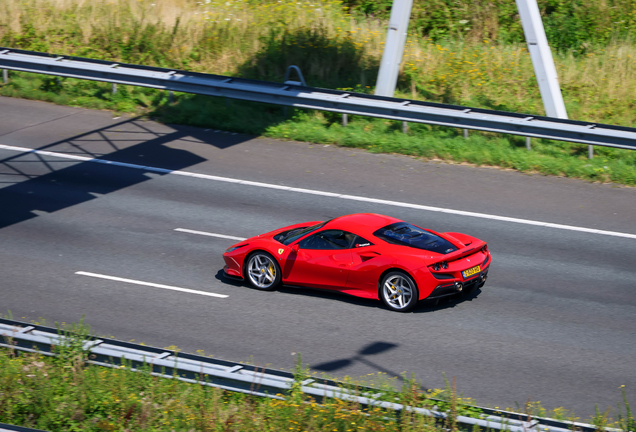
xmin=324 ymin=213 xmax=403 ymax=238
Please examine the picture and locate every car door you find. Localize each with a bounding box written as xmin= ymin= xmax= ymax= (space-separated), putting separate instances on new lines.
xmin=283 ymin=229 xmax=354 ymax=289
xmin=345 ymin=235 xmax=387 ymax=295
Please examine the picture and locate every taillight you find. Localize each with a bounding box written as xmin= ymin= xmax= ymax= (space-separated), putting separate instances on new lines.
xmin=482 ymin=245 xmax=488 ymax=254
xmin=432 ymin=263 xmax=441 ymax=271
xmin=441 ymin=261 xmax=448 ymax=269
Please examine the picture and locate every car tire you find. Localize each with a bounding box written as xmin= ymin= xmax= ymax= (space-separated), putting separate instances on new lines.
xmin=379 ymin=271 xmax=419 ymax=312
xmin=245 ymin=251 xmax=281 ymax=291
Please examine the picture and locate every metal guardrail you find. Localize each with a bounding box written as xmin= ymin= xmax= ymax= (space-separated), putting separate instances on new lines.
xmin=0 ymin=318 xmax=603 ymax=432
xmin=0 ymin=424 xmax=48 ymax=432
xmin=1 ymin=47 xmax=636 ymax=151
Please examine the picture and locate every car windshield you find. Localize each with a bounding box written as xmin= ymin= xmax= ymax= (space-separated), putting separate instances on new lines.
xmin=276 ymin=222 xmax=327 ymax=245
xmin=373 ymin=222 xmax=458 ymax=254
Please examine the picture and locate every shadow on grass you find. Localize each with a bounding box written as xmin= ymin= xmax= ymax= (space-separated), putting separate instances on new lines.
xmin=236 ymin=27 xmax=379 ymax=90
xmin=151 ymin=26 xmax=379 ymax=133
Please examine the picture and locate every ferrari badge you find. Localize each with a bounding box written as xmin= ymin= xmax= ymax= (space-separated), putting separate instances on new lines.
xmin=278 ymin=248 xmax=284 ymax=255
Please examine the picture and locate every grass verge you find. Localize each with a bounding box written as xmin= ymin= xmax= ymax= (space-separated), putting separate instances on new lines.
xmin=2 ymin=72 xmax=634 ymax=186
xmin=0 ymin=339 xmax=455 ymax=431
xmin=1 ymin=319 xmax=634 ymax=431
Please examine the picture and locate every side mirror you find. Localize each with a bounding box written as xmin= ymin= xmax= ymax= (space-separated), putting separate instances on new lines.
xmin=291 ymin=244 xmax=299 ymax=253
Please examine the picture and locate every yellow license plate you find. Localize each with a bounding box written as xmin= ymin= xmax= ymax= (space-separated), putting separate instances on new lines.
xmin=462 ymin=265 xmax=481 ymax=278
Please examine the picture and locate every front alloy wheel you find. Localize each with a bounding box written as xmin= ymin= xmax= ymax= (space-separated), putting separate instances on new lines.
xmin=246 ymin=252 xmax=281 ymax=291
xmin=380 ymin=272 xmax=419 ymax=312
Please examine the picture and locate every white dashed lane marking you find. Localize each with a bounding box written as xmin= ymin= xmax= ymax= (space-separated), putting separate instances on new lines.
xmin=174 ymin=228 xmax=247 ymax=241
xmin=75 ymin=271 xmax=229 ymax=298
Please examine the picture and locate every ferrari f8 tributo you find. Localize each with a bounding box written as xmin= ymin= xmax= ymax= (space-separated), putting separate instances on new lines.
xmin=222 ymin=213 xmax=490 ymax=312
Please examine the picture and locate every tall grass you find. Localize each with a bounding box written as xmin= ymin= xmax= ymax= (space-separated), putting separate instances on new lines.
xmin=7 ymin=0 xmax=636 ymax=55
xmin=344 ymin=0 xmax=636 ymax=53
xmin=0 ymin=317 xmax=633 ymax=430
xmin=1 ymin=344 xmax=634 ymax=431
xmin=0 ymin=345 xmax=444 ymax=432
xmin=4 ymin=0 xmax=636 ymax=124
xmin=0 ymin=0 xmax=376 ymax=77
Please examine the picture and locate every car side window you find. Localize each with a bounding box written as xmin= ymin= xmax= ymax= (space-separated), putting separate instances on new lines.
xmin=298 ymin=230 xmax=357 ymax=250
xmin=352 ymin=236 xmax=373 ymax=248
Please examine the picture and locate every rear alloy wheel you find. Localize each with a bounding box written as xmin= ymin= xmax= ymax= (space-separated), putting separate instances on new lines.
xmin=380 ymin=272 xmax=419 ymax=312
xmin=245 ymin=252 xmax=281 ymax=291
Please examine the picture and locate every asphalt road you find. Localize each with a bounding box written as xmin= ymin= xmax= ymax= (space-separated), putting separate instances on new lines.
xmin=1 ymin=96 xmax=635 ymax=418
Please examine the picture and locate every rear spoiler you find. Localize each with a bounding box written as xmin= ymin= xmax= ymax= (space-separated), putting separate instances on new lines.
xmin=430 ymin=240 xmax=487 ymax=267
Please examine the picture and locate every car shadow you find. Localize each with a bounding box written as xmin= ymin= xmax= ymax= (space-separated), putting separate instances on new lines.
xmin=214 ymin=269 xmax=484 ymax=313
xmin=214 ymin=269 xmax=384 ymax=309
xmin=414 ymin=287 xmax=483 ymax=313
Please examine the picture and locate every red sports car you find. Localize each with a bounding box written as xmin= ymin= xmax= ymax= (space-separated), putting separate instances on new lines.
xmin=222 ymin=213 xmax=490 ymax=312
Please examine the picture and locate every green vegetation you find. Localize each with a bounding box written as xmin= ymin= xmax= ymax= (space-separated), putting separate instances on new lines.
xmin=1 ymin=319 xmax=634 ymax=431
xmin=1 ymin=0 xmax=635 ymax=185
xmin=3 ymin=349 xmax=422 ymax=431
xmin=0 ymin=321 xmax=468 ymax=432
xmin=344 ymin=0 xmax=636 ymax=54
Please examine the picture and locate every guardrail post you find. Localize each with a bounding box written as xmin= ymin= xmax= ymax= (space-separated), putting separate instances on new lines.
xmin=588 ymin=145 xmax=594 ymax=159
xmin=403 ymin=121 xmax=408 ymax=134
xmin=282 ymin=66 xmax=306 ymax=120
xmin=463 ymin=129 xmax=468 ymax=139
xmin=111 ymin=83 xmax=117 ymax=94
xmin=526 ymin=137 xmax=531 ymax=150
xmin=169 ymin=91 xmax=174 ymax=103
xmin=2 ymin=69 xmax=8 ymax=84
xmin=283 ymin=65 xmax=307 ymax=87
xmin=342 ymin=114 xmax=348 ymax=127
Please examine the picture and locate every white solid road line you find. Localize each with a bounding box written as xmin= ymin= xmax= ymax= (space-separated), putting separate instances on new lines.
xmin=75 ymin=271 xmax=229 ymax=298
xmin=2 ymin=143 xmax=635 ymax=240
xmin=174 ymin=228 xmax=247 ymax=241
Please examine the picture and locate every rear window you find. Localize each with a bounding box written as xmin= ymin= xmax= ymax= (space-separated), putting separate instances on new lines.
xmin=373 ymin=222 xmax=458 ymax=254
